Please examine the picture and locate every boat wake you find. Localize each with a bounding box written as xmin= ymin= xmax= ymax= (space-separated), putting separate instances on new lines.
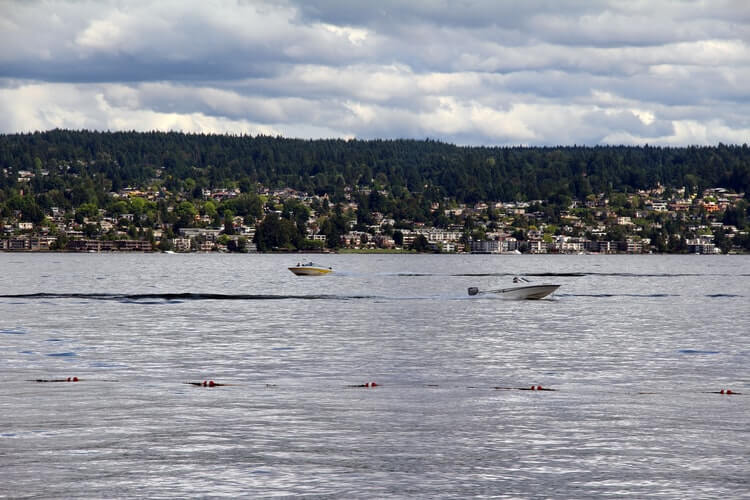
xmin=424 ymin=271 xmax=749 ymax=278
xmin=0 ymin=292 xmax=382 ymax=302
xmin=559 ymin=293 xmax=680 ymax=298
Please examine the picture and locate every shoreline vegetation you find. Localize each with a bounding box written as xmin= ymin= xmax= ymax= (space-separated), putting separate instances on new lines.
xmin=2 ymin=130 xmax=749 ymax=255
xmin=2 ymin=249 xmax=748 ymax=255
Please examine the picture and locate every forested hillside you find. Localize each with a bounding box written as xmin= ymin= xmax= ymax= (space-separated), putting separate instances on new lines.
xmin=2 ymin=130 xmax=749 ymax=204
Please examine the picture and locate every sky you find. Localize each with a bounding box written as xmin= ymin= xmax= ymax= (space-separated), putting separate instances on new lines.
xmin=1 ymin=0 xmax=749 ymax=146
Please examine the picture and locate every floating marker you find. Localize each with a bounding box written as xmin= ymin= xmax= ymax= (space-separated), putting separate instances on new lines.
xmin=350 ymin=381 xmax=379 ymax=388
xmin=186 ymin=380 xmax=227 ymax=387
xmin=515 ymin=385 xmax=555 ymax=391
xmin=32 ymin=377 xmax=83 ymax=383
xmin=188 ymin=380 xmax=226 ymax=387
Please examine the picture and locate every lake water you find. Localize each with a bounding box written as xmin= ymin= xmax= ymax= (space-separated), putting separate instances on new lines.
xmin=1 ymin=253 xmax=748 ymax=498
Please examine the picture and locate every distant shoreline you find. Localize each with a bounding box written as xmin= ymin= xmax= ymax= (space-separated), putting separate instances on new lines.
xmin=1 ymin=249 xmax=746 ymax=255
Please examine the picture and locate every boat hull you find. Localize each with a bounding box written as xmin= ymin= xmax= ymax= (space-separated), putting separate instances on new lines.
xmin=469 ymin=284 xmax=560 ymax=299
xmin=497 ymin=284 xmax=560 ymax=299
xmin=288 ymin=266 xmax=333 ymax=276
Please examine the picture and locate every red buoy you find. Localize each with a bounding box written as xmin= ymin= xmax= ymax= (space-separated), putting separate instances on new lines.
xmin=72 ymin=376 xmax=78 ymax=382
xmin=202 ymin=380 xmax=207 ymax=387
xmin=209 ymin=380 xmax=216 ymax=387
xmin=720 ymin=389 xmax=725 ymax=394
xmin=366 ymin=382 xmax=378 ymax=388
xmin=537 ymin=385 xmax=543 ymax=390
xmin=726 ymin=389 xmax=733 ymax=395
xmin=66 ymin=377 xmax=71 ymax=382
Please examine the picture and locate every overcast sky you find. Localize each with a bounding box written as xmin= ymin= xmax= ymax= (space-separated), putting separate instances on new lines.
xmin=1 ymin=0 xmax=749 ymax=145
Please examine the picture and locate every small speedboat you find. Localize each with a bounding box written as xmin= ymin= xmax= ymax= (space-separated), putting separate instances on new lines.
xmin=288 ymin=262 xmax=334 ymax=276
xmin=468 ymin=277 xmax=560 ymax=300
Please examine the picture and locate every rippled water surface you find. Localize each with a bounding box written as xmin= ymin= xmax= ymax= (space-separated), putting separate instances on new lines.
xmin=1 ymin=253 xmax=749 ymax=498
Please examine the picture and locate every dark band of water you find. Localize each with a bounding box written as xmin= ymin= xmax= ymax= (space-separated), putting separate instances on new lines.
xmin=0 ymin=292 xmax=379 ymax=301
xmin=1 ymin=291 xmax=743 ymax=301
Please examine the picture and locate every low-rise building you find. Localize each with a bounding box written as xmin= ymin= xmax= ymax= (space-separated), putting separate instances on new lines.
xmin=179 ymin=228 xmax=223 ymax=241
xmin=686 ymin=236 xmax=720 ymax=254
xmin=470 ymin=240 xmax=500 ymax=253
xmin=67 ymin=239 xmax=153 ymax=252
xmin=172 ymin=238 xmax=192 ymax=252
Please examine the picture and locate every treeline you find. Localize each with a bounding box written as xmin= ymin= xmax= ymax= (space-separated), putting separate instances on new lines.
xmin=2 ymin=130 xmax=749 ymax=205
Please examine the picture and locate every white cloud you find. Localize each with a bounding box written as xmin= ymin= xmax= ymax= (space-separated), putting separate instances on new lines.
xmin=75 ymin=12 xmax=129 ymax=52
xmin=0 ymin=82 xmax=279 ymax=135
xmin=319 ymin=23 xmax=369 ymax=46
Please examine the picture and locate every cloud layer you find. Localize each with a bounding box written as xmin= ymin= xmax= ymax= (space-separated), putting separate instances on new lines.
xmin=1 ymin=0 xmax=749 ymax=145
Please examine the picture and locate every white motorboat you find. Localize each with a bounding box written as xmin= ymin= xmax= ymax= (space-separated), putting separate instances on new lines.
xmin=468 ymin=277 xmax=560 ymax=300
xmin=288 ymin=261 xmax=334 ymax=276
